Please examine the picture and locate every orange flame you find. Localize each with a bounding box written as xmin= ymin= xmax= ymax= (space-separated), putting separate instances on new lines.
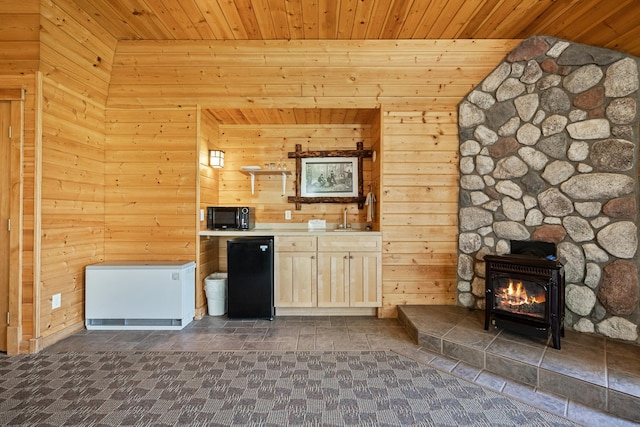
xmin=500 ymin=279 xmax=546 ymax=306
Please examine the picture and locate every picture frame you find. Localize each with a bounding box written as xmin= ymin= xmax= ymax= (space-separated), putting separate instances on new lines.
xmin=301 ymin=157 xmax=358 ymax=197
xmin=287 ymin=142 xmax=373 ymax=210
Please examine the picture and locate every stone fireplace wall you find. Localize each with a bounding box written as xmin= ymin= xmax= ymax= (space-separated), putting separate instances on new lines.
xmin=457 ymin=36 xmax=640 ymax=343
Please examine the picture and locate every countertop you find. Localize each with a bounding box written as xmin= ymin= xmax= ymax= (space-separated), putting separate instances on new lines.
xmin=199 ymin=224 xmax=380 ymax=237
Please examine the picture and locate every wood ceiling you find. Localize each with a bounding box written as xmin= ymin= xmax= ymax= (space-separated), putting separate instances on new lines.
xmin=75 ymin=0 xmax=640 ymax=55
xmin=73 ymin=0 xmax=640 ymax=125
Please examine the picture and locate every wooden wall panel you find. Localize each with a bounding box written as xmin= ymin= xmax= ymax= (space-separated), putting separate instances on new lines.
xmin=217 ymin=124 xmax=373 ymax=226
xmin=378 ymin=110 xmax=459 ymax=317
xmin=38 ymin=80 xmax=106 ymax=340
xmin=197 ymin=109 xmax=221 ymax=316
xmin=104 ymin=107 xmax=198 ymax=263
xmin=35 ymin=0 xmax=116 ymax=347
xmin=0 ymin=3 xmax=39 ymax=73
xmin=107 ymin=39 xmax=515 ymax=318
xmin=108 ymin=40 xmax=519 ymax=109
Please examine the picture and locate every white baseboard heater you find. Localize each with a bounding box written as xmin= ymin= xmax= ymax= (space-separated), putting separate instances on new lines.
xmin=85 ymin=261 xmax=196 ymax=330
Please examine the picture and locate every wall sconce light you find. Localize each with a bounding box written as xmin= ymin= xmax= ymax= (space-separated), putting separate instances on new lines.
xmin=209 ymin=150 xmax=225 ymax=168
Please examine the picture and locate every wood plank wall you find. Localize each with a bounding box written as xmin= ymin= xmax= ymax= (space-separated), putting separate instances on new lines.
xmin=197 ymin=109 xmax=221 ymax=315
xmin=104 ymin=107 xmax=198 ymax=263
xmin=0 ymin=2 xmax=39 ymax=73
xmin=108 ymin=39 xmax=519 ymax=319
xmin=217 ymin=124 xmax=373 ymax=225
xmin=380 ymin=110 xmax=459 ymax=315
xmin=35 ymin=0 xmax=115 ymax=348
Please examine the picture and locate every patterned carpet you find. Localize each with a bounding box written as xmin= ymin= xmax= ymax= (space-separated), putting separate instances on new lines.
xmin=0 ymin=351 xmax=580 ymax=426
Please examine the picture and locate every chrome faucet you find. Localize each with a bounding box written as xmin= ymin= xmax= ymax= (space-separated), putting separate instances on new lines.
xmin=342 ymin=207 xmax=349 ymax=229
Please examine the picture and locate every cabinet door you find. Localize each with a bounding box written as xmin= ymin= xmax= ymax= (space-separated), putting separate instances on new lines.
xmin=275 ymin=251 xmax=317 ymax=307
xmin=349 ymin=252 xmax=382 ymax=307
xmin=317 ymin=252 xmax=350 ymax=307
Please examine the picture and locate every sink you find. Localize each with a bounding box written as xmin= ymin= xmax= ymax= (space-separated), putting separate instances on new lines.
xmin=333 ymin=228 xmax=363 ymax=232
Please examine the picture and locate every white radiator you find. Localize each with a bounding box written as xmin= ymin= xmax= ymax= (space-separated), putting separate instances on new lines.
xmin=85 ymin=261 xmax=196 ymax=330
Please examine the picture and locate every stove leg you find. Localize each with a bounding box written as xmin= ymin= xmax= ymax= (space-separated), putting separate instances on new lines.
xmin=551 ymin=316 xmax=562 ymax=349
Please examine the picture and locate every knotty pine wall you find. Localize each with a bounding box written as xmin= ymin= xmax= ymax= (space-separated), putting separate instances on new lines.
xmin=36 ymin=0 xmax=116 ymax=350
xmin=197 ymin=109 xmax=221 ymax=315
xmin=108 ymin=39 xmax=519 ymax=318
xmin=104 ymin=107 xmax=198 ymax=262
xmin=381 ymin=111 xmax=459 ymax=312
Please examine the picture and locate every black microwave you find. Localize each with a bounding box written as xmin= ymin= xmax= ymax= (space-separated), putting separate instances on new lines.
xmin=207 ymin=207 xmax=254 ymax=230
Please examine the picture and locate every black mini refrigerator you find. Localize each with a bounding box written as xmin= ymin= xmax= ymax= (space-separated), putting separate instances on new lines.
xmin=227 ymin=236 xmax=274 ymax=320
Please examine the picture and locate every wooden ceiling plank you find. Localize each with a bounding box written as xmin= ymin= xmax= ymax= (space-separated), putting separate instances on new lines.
xmin=411 ymin=0 xmax=449 ymax=39
xmin=349 ymin=0 xmax=375 ymax=39
xmin=484 ymin=0 xmax=556 ymax=39
xmin=330 ymin=108 xmax=347 ymax=124
xmin=176 ymin=0 xmax=218 ymax=39
xmin=279 ymin=108 xmax=298 ymax=124
xmin=267 ymin=0 xmax=291 ymax=39
xmin=216 ymin=0 xmax=250 ymax=39
xmin=336 ymin=0 xmax=357 ymax=40
xmin=231 ymin=0 xmax=263 ymax=39
xmin=285 ymin=0 xmax=306 ymax=39
xmin=301 ymin=0 xmax=320 ymax=39
xmin=363 ymin=0 xmax=392 ymax=39
xmin=116 ymin=0 xmax=179 ymax=39
xmin=426 ymin=0 xmax=467 ymax=38
xmin=379 ymin=0 xmax=416 ymax=39
xmin=456 ymin=0 xmax=503 ymax=39
xmin=250 ymin=0 xmax=278 ymax=39
xmin=515 ymin=0 xmax=585 ymax=38
xmin=72 ymin=0 xmax=145 ymax=40
xmin=396 ymin=0 xmax=431 ymax=39
xmin=469 ymin=0 xmax=524 ymax=39
xmin=318 ymin=0 xmax=339 ymax=39
xmin=141 ymin=0 xmax=195 ymax=39
xmin=319 ymin=108 xmax=333 ymax=124
xmin=437 ymin=0 xmax=486 ymax=39
xmin=195 ymin=0 xmax=237 ymax=39
xmin=293 ymin=108 xmax=307 ymax=123
xmin=555 ymin=0 xmax=634 ymax=42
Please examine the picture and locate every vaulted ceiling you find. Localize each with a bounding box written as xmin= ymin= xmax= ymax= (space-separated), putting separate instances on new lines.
xmin=74 ymin=0 xmax=640 ymax=56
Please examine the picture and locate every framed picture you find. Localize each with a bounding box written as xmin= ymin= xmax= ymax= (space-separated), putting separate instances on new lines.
xmin=301 ymin=157 xmax=358 ymax=197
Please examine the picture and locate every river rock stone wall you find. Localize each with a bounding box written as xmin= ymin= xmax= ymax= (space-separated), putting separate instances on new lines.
xmin=457 ymin=36 xmax=640 ymax=343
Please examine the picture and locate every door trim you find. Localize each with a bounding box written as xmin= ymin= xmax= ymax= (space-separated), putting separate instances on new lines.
xmin=2 ymin=88 xmax=25 ymax=355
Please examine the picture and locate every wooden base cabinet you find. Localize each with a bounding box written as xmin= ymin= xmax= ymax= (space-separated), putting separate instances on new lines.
xmin=275 ymin=234 xmax=381 ymax=310
xmin=274 ymin=236 xmax=317 ymax=307
xmin=317 ymin=236 xmax=382 ymax=308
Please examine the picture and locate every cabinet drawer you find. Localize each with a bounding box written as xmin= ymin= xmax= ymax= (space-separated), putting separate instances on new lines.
xmin=275 ymin=235 xmax=317 ymax=252
xmin=317 ymin=235 xmax=381 ymax=252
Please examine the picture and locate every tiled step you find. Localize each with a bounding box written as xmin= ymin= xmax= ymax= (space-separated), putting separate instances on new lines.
xmin=397 ymin=305 xmax=640 ymax=423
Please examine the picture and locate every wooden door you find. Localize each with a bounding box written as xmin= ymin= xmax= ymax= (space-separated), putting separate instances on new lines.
xmin=317 ymin=252 xmax=349 ymax=307
xmin=274 ymin=251 xmax=317 ymax=307
xmin=0 ymin=101 xmax=10 ymax=351
xmin=349 ymin=252 xmax=382 ymax=307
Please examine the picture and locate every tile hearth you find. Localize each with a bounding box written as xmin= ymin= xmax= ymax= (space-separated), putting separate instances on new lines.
xmin=398 ymin=305 xmax=640 ymax=424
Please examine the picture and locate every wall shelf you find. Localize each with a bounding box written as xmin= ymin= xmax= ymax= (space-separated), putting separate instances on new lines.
xmin=241 ymin=170 xmax=291 ymax=195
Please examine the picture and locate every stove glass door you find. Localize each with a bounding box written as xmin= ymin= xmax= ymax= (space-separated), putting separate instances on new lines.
xmin=492 ymin=274 xmax=547 ymax=320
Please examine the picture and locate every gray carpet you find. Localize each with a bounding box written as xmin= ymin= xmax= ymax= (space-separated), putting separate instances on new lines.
xmin=0 ymin=351 xmax=579 ymax=426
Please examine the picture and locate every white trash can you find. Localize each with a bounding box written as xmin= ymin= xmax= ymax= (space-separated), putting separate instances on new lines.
xmin=204 ymin=272 xmax=227 ymax=316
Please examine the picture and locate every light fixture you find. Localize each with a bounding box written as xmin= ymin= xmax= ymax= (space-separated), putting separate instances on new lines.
xmin=209 ymin=150 xmax=224 ymax=168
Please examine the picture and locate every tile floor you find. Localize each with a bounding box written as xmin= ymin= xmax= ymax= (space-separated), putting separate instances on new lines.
xmin=45 ymin=311 xmax=638 ymax=427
